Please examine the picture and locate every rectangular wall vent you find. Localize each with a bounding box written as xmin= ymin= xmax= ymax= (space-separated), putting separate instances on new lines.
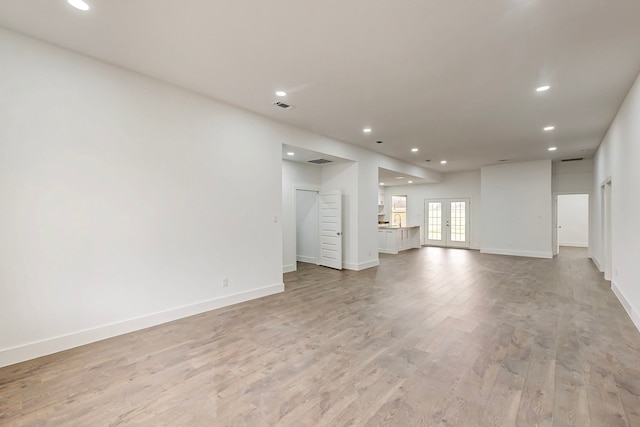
xmin=308 ymin=158 xmax=333 ymax=165
xmin=561 ymin=157 xmax=584 ymax=162
xmin=273 ymin=101 xmax=294 ymax=109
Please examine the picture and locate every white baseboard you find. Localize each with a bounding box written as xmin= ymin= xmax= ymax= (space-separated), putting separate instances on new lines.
xmin=344 ymin=259 xmax=380 ymax=271
xmin=0 ymin=283 xmax=284 ymax=369
xmin=591 ymin=256 xmax=603 ymax=272
xmin=377 ymin=249 xmax=398 ymax=255
xmin=296 ymin=255 xmax=317 ymax=264
xmin=283 ymin=264 xmax=296 ymax=273
xmin=559 ymin=242 xmax=588 ymax=248
xmin=480 ymin=248 xmax=553 ymax=259
xmin=612 ymin=281 xmax=640 ymax=334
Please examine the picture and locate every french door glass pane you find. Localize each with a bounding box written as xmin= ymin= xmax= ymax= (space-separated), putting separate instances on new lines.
xmin=428 ymin=202 xmax=442 ymax=240
xmin=450 ymin=201 xmax=466 ymax=242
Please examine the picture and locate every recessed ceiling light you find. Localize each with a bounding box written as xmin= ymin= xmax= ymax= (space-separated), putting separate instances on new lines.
xmin=396 ymin=176 xmax=404 ymax=180
xmin=363 ymin=128 xmax=372 ymax=133
xmin=411 ymin=148 xmax=419 ymax=152
xmin=67 ymin=0 xmax=89 ymax=10
xmin=440 ymin=160 xmax=447 ymax=164
xmin=544 ymin=126 xmax=555 ymax=131
xmin=548 ymin=147 xmax=557 ymax=151
xmin=536 ymin=85 xmax=551 ymax=92
xmin=286 ymin=152 xmax=295 ymax=156
xmin=380 ymin=182 xmax=385 ymax=186
xmin=275 ymin=91 xmax=286 ymax=97
xmin=408 ymin=181 xmax=413 ymax=184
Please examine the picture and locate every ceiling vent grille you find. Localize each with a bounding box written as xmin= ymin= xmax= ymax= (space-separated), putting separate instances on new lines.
xmin=308 ymin=158 xmax=333 ymax=165
xmin=273 ymin=101 xmax=294 ymax=109
xmin=561 ymin=157 xmax=584 ymax=162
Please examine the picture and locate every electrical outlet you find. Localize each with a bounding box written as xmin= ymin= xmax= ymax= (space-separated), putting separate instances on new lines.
xmin=222 ymin=277 xmax=229 ymax=287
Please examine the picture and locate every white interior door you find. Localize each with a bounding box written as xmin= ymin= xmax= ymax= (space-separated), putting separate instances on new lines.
xmin=424 ymin=199 xmax=470 ymax=248
xmin=318 ymin=190 xmax=342 ymax=270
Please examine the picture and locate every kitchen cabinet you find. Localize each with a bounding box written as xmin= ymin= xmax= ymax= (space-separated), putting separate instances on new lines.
xmin=378 ymin=226 xmax=421 ymax=254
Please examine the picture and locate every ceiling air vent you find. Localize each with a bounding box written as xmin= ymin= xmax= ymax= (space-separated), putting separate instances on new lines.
xmin=273 ymin=101 xmax=294 ymax=110
xmin=308 ymin=158 xmax=333 ymax=165
xmin=561 ymin=157 xmax=584 ymax=162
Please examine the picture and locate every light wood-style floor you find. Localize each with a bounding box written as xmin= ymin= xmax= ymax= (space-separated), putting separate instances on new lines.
xmin=1 ymin=247 xmax=639 ymax=426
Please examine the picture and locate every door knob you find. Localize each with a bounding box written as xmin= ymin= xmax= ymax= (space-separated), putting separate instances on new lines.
xmin=337 ymin=232 xmax=342 ymax=236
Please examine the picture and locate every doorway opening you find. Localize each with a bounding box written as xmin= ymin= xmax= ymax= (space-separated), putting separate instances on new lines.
xmin=295 ymin=189 xmax=319 ymax=265
xmin=553 ymin=193 xmax=589 ymax=256
xmin=602 ymin=180 xmax=612 ymax=280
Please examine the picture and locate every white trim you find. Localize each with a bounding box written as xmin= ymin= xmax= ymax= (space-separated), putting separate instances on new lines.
xmin=296 ymin=255 xmax=318 ymax=264
xmin=283 ymin=264 xmax=296 ymax=273
xmin=378 ymin=248 xmax=398 ymax=255
xmin=591 ymin=255 xmax=603 ymax=272
xmin=0 ymin=283 xmax=284 ymax=368
xmin=612 ymin=281 xmax=640 ymax=334
xmin=559 ymin=242 xmax=589 ymax=248
xmin=343 ymin=259 xmax=380 ymax=271
xmin=480 ymin=248 xmax=553 ymax=259
xmin=424 ymin=245 xmax=479 ymax=252
xmin=599 ymin=176 xmax=613 ymax=187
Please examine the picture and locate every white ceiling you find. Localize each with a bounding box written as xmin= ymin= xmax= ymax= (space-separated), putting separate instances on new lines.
xmin=378 ymin=168 xmax=426 ymax=188
xmin=282 ymin=145 xmax=421 ymax=187
xmin=2 ymin=0 xmax=640 ymax=173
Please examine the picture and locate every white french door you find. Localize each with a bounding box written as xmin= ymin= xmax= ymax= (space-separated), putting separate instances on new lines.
xmin=424 ymin=198 xmax=470 ymax=248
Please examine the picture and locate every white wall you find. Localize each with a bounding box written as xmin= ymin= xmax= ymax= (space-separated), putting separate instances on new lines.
xmin=593 ymin=70 xmax=640 ymax=332
xmin=296 ymin=190 xmax=319 ymax=264
xmin=382 ymin=170 xmax=482 ymax=249
xmin=552 ymin=159 xmax=594 ymax=193
xmin=0 ymin=28 xmax=288 ymax=366
xmin=558 ymin=194 xmax=589 ymax=247
xmin=481 ymin=160 xmax=553 ymax=258
xmin=0 ymin=28 xmax=441 ymax=367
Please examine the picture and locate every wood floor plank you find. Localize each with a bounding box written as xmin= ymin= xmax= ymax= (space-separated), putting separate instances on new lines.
xmin=1 ymin=247 xmax=640 ymax=426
